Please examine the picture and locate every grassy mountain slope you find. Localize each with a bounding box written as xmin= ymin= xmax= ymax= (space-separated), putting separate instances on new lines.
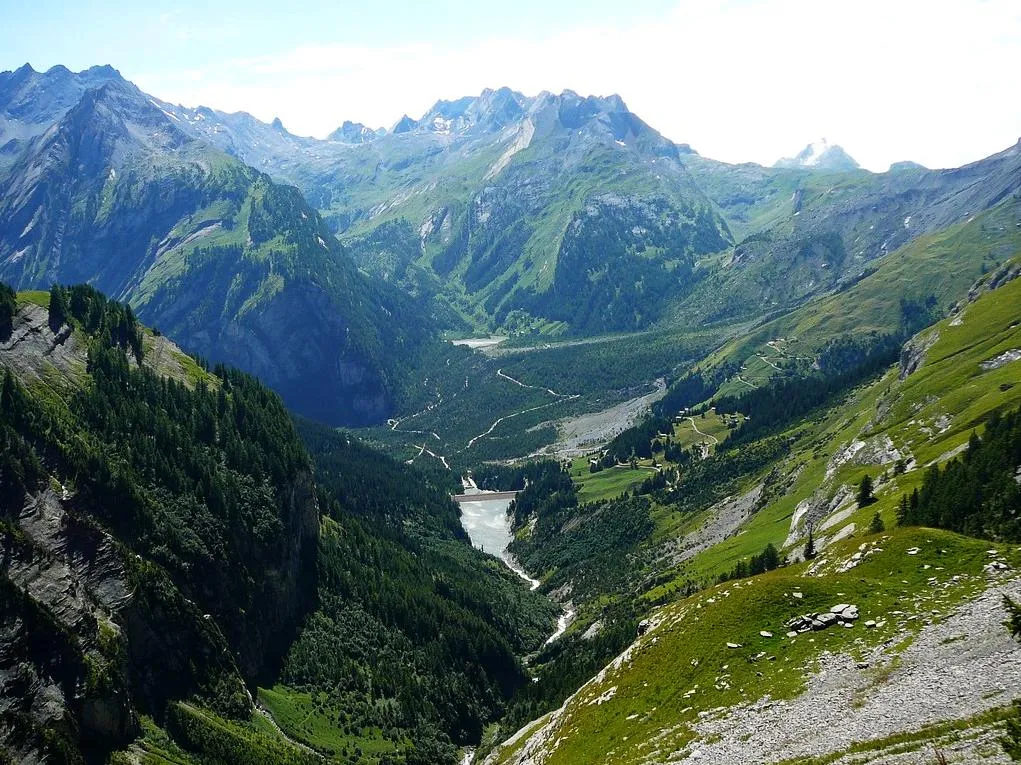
xmin=674 ymin=141 xmax=1021 ymax=326
xmin=695 ymin=194 xmax=1021 ymax=399
xmin=488 ymin=529 xmax=1021 ymax=764
xmin=475 ymin=257 xmax=1021 ymax=763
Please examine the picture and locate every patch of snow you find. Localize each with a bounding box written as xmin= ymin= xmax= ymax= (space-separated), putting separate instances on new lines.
xmin=801 ymin=140 xmax=830 ymax=166
xmin=149 ymin=100 xmax=181 ymax=122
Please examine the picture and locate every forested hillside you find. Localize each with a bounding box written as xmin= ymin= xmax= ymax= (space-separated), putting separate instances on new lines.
xmin=270 ymin=420 xmax=557 ymax=762
xmin=0 ymin=285 xmax=316 ymax=761
xmin=0 ymin=285 xmax=554 ymax=764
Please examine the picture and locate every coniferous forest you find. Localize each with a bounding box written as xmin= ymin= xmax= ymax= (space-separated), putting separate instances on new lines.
xmin=0 ymin=285 xmax=554 ymax=764
xmin=899 ymin=408 xmax=1021 ymax=541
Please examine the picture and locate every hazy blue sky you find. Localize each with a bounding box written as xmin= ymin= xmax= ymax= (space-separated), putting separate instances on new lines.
xmin=3 ymin=0 xmax=1019 ymax=170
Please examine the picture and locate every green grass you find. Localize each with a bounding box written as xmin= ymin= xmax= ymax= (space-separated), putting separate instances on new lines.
xmin=570 ymin=458 xmax=658 ymax=503
xmin=257 ymin=685 xmax=400 ymax=762
xmin=671 ymin=410 xmax=743 ymax=453
xmin=16 ymin=290 xmax=50 ymax=309
xmin=167 ymin=702 xmax=318 ymax=763
xmin=492 ymin=527 xmax=1020 ymax=764
xmin=650 ymin=262 xmax=1021 ymax=591
xmin=112 ymin=716 xmax=198 ymax=764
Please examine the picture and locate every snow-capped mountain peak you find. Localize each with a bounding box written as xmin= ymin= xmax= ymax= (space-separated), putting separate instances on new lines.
xmin=775 ymin=139 xmax=859 ymax=171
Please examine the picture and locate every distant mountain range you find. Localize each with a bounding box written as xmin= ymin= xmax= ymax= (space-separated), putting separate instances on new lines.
xmin=145 ymin=78 xmax=1019 ymax=334
xmin=1 ymin=63 xmax=1020 ymax=422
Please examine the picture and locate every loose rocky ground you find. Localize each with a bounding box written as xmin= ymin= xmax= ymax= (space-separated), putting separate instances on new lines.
xmin=549 ymin=379 xmax=667 ymax=458
xmin=677 ymin=575 xmax=1021 ymax=764
xmin=658 ymin=483 xmax=764 ymax=567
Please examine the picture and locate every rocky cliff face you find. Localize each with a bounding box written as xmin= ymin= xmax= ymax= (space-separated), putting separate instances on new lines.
xmin=1 ymin=490 xmax=139 ymax=762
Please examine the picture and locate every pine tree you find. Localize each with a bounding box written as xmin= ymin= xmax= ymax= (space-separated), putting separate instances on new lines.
xmin=896 ymin=493 xmax=909 ymax=526
xmin=48 ymin=284 xmax=67 ymax=330
xmin=762 ymin=542 xmax=780 ymax=570
xmin=0 ymin=282 xmax=16 ymax=338
xmin=869 ymin=512 xmax=885 ymax=534
xmin=804 ymin=526 xmax=817 ymax=560
xmin=857 ymin=474 xmax=875 ymax=508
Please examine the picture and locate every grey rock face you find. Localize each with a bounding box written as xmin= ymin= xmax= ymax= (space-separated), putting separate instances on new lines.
xmin=899 ymin=329 xmax=940 ymax=379
xmin=0 ymin=303 xmax=83 ymax=383
xmin=1 ymin=490 xmax=140 ymax=759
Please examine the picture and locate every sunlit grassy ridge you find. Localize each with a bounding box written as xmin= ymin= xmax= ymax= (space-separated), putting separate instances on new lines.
xmin=491 ymin=529 xmax=1020 ymax=765
xmin=481 ymin=252 xmax=1021 ymax=763
xmin=707 ymin=195 xmax=1021 ymax=396
xmin=647 ymin=259 xmax=1021 ymax=593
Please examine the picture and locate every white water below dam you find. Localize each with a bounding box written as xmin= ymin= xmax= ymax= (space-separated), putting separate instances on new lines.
xmin=456 ymin=486 xmax=539 ymax=589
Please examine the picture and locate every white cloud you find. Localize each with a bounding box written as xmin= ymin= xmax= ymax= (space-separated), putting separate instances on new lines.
xmin=133 ymin=0 xmax=1021 ymax=170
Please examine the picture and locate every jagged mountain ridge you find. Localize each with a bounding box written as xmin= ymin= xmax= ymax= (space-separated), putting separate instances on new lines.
xmin=0 ymin=67 xmax=432 ymax=426
xmin=265 ymin=86 xmax=726 ymax=334
xmin=142 ymin=81 xmax=725 ymax=334
xmin=2 ymin=63 xmax=1020 ymax=358
xmin=149 ymin=77 xmax=1021 ymax=336
xmin=0 ymin=63 xmax=124 ymax=169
